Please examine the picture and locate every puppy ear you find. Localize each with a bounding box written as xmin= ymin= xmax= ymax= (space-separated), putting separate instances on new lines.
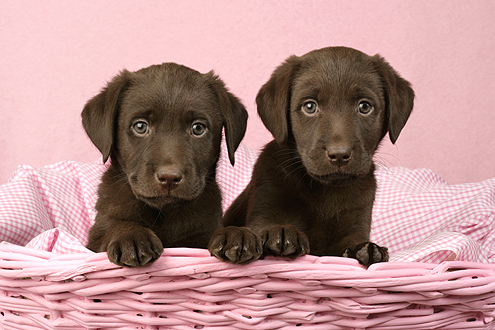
xmin=81 ymin=70 xmax=131 ymax=163
xmin=207 ymin=72 xmax=248 ymax=166
xmin=256 ymin=55 xmax=301 ymax=143
xmin=372 ymin=55 xmax=415 ymax=144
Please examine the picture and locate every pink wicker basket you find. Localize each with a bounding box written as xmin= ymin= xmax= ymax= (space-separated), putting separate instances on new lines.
xmin=1 ymin=144 xmax=495 ymax=329
xmin=0 ymin=244 xmax=495 ymax=330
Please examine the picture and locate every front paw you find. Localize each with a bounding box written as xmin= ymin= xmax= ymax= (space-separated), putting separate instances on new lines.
xmin=261 ymin=224 xmax=309 ymax=259
xmin=208 ymin=226 xmax=263 ymax=264
xmin=107 ymin=228 xmax=164 ymax=267
xmin=342 ymin=242 xmax=388 ymax=266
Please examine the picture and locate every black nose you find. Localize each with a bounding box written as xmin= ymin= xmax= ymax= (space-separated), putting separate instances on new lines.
xmin=326 ymin=146 xmax=352 ymax=167
xmin=155 ymin=167 xmax=183 ymax=190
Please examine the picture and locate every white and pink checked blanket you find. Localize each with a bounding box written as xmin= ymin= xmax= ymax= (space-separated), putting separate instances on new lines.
xmin=1 ymin=142 xmax=494 ymax=264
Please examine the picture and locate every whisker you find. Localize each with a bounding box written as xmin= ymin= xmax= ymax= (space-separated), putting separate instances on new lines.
xmin=275 ymin=156 xmax=301 ymax=174
xmin=294 ymin=164 xmax=311 ymax=189
xmin=373 ymin=152 xmax=402 ymax=169
xmin=152 ymin=211 xmax=161 ymax=229
xmin=281 ymin=161 xmax=307 ymax=186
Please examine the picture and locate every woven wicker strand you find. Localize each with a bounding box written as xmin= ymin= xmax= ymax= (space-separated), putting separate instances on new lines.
xmin=0 ymin=243 xmax=495 ymax=330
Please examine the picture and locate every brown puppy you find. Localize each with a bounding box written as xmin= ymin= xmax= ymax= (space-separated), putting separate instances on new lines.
xmin=82 ymin=63 xmax=248 ymax=267
xmin=208 ymin=47 xmax=414 ymax=266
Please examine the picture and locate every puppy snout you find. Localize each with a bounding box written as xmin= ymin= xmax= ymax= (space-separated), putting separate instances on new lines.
xmin=155 ymin=167 xmax=183 ymax=190
xmin=326 ymin=146 xmax=352 ymax=167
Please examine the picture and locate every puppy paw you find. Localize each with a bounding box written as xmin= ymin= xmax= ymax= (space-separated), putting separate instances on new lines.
xmin=261 ymin=224 xmax=309 ymax=259
xmin=107 ymin=228 xmax=164 ymax=267
xmin=342 ymin=242 xmax=388 ymax=266
xmin=208 ymin=226 xmax=263 ymax=264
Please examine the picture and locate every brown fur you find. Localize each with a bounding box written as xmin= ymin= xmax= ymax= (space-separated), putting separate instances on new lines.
xmin=82 ymin=63 xmax=248 ymax=267
xmin=208 ymin=47 xmax=414 ymax=266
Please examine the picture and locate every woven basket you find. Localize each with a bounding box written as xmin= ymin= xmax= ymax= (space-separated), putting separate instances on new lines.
xmin=1 ymin=244 xmax=494 ymax=330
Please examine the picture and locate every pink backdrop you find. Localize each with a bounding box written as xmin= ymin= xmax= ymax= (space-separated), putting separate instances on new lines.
xmin=1 ymin=0 xmax=494 ymax=185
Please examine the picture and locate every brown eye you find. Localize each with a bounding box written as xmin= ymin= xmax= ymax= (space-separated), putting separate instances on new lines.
xmin=191 ymin=122 xmax=207 ymax=137
xmin=358 ymin=101 xmax=373 ymax=115
xmin=133 ymin=121 xmax=149 ymax=135
xmin=302 ymin=100 xmax=318 ymax=116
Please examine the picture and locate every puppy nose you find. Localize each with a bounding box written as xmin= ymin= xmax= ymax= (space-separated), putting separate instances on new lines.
xmin=326 ymin=146 xmax=352 ymax=167
xmin=155 ymin=167 xmax=183 ymax=189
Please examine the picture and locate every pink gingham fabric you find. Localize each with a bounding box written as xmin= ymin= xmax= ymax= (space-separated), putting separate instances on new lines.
xmin=1 ymin=142 xmax=494 ymax=264
xmin=372 ymin=166 xmax=495 ymax=263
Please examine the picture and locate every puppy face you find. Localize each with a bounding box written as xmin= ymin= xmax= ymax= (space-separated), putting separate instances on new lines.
xmin=117 ymin=69 xmax=223 ymax=207
xmin=257 ymin=47 xmax=414 ymax=185
xmin=82 ymin=63 xmax=248 ymax=209
xmin=289 ymin=51 xmax=387 ymax=183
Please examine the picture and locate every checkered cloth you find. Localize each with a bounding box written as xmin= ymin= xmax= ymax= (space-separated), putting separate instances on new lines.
xmin=1 ymin=142 xmax=494 ymax=264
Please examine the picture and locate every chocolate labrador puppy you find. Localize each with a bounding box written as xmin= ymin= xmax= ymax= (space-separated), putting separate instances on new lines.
xmin=82 ymin=63 xmax=248 ymax=267
xmin=208 ymin=46 xmax=414 ymax=266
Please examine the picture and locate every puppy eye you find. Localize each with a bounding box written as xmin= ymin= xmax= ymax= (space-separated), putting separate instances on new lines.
xmin=191 ymin=122 xmax=207 ymax=137
xmin=133 ymin=121 xmax=149 ymax=135
xmin=302 ymin=100 xmax=319 ymax=116
xmin=358 ymin=101 xmax=373 ymax=115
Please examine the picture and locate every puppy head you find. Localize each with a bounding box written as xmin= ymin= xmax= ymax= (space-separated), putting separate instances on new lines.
xmin=257 ymin=47 xmax=414 ymax=184
xmin=82 ymin=63 xmax=247 ymax=207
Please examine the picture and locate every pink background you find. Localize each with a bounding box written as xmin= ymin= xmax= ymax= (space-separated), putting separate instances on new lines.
xmin=1 ymin=0 xmax=494 ymax=185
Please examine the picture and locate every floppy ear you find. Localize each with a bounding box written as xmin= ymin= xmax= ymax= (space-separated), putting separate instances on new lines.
xmin=207 ymin=72 xmax=248 ymax=166
xmin=81 ymin=70 xmax=131 ymax=163
xmin=256 ymin=55 xmax=301 ymax=143
xmin=372 ymin=55 xmax=415 ymax=144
